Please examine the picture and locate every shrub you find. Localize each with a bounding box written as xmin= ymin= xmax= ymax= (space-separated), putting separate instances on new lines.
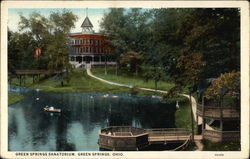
xmin=130 ymin=86 xmax=140 ymax=95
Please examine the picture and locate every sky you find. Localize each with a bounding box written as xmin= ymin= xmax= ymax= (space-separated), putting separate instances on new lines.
xmin=8 ymin=8 xmax=111 ymax=33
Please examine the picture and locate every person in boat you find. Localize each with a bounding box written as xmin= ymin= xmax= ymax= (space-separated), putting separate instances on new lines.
xmin=49 ymin=106 xmax=54 ymax=110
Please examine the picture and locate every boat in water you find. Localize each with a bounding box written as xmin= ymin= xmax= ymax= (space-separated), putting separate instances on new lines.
xmin=43 ymin=106 xmax=61 ymax=113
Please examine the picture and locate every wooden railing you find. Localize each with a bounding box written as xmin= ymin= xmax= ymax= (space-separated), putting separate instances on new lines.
xmin=100 ymin=126 xmax=146 ymax=136
xmin=99 ymin=126 xmax=148 ymax=150
xmin=203 ymin=129 xmax=240 ymax=142
xmin=197 ymin=103 xmax=240 ymax=119
xmin=146 ymin=128 xmax=190 ymax=137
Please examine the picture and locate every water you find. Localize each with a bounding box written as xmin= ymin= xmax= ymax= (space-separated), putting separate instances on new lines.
xmin=8 ymin=85 xmax=176 ymax=151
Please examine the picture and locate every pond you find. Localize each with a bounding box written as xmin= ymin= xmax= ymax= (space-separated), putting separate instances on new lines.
xmin=8 ymin=85 xmax=176 ymax=151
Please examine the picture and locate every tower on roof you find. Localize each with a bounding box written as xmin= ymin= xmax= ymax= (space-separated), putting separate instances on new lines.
xmin=81 ymin=9 xmax=94 ymax=34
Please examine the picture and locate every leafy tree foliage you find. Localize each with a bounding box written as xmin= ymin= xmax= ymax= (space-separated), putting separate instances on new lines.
xmin=9 ymin=10 xmax=77 ymax=86
xmin=100 ymin=9 xmax=152 ymax=65
xmin=174 ymin=52 xmax=206 ymax=91
xmin=8 ymin=30 xmax=37 ymax=71
xmin=205 ymin=72 xmax=240 ymax=100
xmin=142 ymin=66 xmax=165 ymax=90
xmin=100 ymin=8 xmax=240 ymax=92
xmin=120 ymin=51 xmax=142 ymax=75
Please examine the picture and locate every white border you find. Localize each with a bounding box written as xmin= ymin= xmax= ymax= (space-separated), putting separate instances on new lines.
xmin=1 ymin=1 xmax=249 ymax=159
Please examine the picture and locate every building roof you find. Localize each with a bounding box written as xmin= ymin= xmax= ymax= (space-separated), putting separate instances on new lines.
xmin=81 ymin=17 xmax=93 ymax=28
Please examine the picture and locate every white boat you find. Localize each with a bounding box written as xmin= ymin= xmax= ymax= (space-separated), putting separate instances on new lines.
xmin=43 ymin=106 xmax=61 ymax=113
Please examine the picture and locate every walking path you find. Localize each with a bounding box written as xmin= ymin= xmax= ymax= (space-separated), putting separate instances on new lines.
xmin=86 ymin=68 xmax=207 ymax=150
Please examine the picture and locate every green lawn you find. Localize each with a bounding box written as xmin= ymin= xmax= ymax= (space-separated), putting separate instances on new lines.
xmin=9 ymin=69 xmax=170 ymax=95
xmin=9 ymin=68 xmax=176 ymax=96
xmin=10 ymin=69 xmax=130 ymax=93
xmin=8 ymin=93 xmax=24 ymax=105
xmin=91 ymin=67 xmax=175 ymax=91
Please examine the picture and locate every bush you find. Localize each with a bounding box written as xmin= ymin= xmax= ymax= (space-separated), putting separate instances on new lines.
xmin=130 ymin=86 xmax=140 ymax=95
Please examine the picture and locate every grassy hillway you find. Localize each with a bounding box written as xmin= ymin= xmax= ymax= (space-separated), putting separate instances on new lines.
xmin=9 ymin=69 xmax=175 ymax=96
xmin=91 ymin=67 xmax=175 ymax=91
xmin=10 ymin=69 xmax=130 ymax=93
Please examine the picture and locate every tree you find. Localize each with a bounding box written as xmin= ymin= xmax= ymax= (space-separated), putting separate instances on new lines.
xmin=205 ymin=72 xmax=240 ymax=100
xmin=8 ymin=29 xmax=37 ymax=70
xmin=120 ymin=51 xmax=143 ymax=76
xmin=100 ymin=8 xmax=153 ymax=75
xmin=143 ymin=65 xmax=164 ymax=90
xmin=47 ymin=31 xmax=72 ymax=86
xmin=175 ymin=8 xmax=240 ymax=78
xmin=171 ymin=52 xmax=206 ymax=141
xmin=17 ymin=10 xmax=78 ymax=86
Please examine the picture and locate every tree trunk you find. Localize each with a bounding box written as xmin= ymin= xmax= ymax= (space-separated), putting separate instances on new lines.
xmin=105 ymin=56 xmax=107 ymax=75
xmin=201 ymin=96 xmax=205 ymax=136
xmin=220 ymin=97 xmax=223 ymax=131
xmin=135 ymin=64 xmax=138 ymax=76
xmin=115 ymin=62 xmax=118 ymax=76
xmin=189 ymin=92 xmax=194 ymax=141
xmin=61 ymin=80 xmax=64 ymax=87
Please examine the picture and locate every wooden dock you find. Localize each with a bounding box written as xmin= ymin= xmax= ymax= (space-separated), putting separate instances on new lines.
xmin=146 ymin=128 xmax=202 ymax=144
xmin=98 ymin=126 xmax=201 ymax=151
xmin=8 ymin=70 xmax=62 ymax=85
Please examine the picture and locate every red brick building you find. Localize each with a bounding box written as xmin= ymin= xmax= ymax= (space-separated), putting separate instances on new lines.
xmin=68 ymin=16 xmax=115 ymax=68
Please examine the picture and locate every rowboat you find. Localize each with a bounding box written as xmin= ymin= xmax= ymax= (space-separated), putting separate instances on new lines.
xmin=43 ymin=106 xmax=61 ymax=113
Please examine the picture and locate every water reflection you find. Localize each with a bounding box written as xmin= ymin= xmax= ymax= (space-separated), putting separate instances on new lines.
xmin=8 ymin=85 xmax=176 ymax=151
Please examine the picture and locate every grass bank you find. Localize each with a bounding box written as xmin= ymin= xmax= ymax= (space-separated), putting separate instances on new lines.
xmin=8 ymin=93 xmax=24 ymax=105
xmin=175 ymin=101 xmax=197 ymax=132
xmin=202 ymin=140 xmax=240 ymax=151
xmin=9 ymin=69 xmax=171 ymax=96
xmin=91 ymin=67 xmax=175 ymax=91
xmin=9 ymin=68 xmax=177 ymax=97
xmin=10 ymin=69 xmax=131 ymax=93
